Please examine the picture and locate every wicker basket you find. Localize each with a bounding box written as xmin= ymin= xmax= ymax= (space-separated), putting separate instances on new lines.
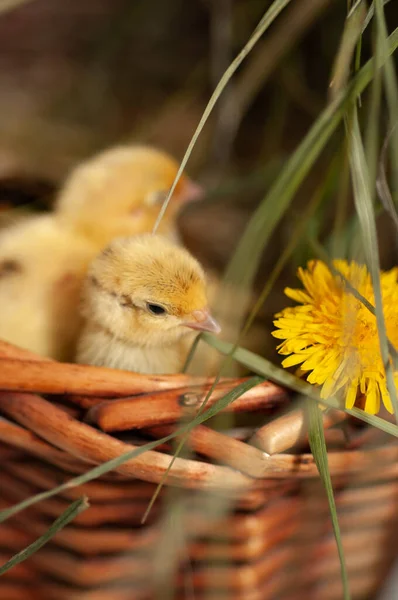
xmin=0 ymin=339 xmax=397 ymax=600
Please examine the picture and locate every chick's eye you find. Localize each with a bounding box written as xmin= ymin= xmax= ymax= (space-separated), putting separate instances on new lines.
xmin=146 ymin=302 xmax=167 ymax=315
xmin=145 ymin=190 xmax=168 ymax=207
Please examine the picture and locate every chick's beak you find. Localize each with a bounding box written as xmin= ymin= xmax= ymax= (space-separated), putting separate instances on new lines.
xmin=184 ymin=308 xmax=221 ymax=334
xmin=176 ymin=179 xmax=204 ymax=204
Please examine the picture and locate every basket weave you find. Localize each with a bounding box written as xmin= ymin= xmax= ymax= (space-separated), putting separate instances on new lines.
xmin=0 ymin=339 xmax=397 ymax=600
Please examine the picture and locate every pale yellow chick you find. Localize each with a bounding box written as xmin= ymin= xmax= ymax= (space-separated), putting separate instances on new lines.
xmin=0 ymin=215 xmax=95 ymax=359
xmin=0 ymin=146 xmax=200 ymax=360
xmin=76 ymin=234 xmax=220 ymax=374
xmin=55 ymin=145 xmax=201 ymax=247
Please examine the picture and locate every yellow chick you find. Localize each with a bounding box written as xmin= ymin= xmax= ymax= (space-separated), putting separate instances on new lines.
xmin=76 ymin=234 xmax=220 ymax=374
xmin=55 ymin=145 xmax=201 ymax=247
xmin=0 ymin=145 xmax=201 ymax=360
xmin=0 ymin=215 xmax=95 ymax=358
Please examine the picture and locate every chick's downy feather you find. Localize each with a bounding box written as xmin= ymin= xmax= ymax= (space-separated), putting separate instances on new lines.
xmin=0 ymin=146 xmax=200 ymax=359
xmin=55 ymin=145 xmax=200 ymax=246
xmin=77 ymin=234 xmax=220 ymax=374
xmin=0 ymin=215 xmax=95 ymax=359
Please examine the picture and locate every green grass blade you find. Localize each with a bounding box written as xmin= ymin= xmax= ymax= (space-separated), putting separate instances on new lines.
xmin=202 ymin=334 xmax=398 ymax=437
xmin=365 ymin=0 xmax=383 ymax=187
xmin=185 ymin=142 xmax=334 ymax=374
xmin=362 ymin=0 xmax=393 ymax=33
xmin=346 ymin=110 xmax=398 ymax=419
xmin=149 ymin=137 xmax=335 ymax=516
xmin=0 ymin=497 xmax=89 ymax=576
xmin=223 ymin=27 xmax=398 ymax=292
xmin=151 ymin=151 xmax=333 ymax=517
xmin=374 ymin=0 xmax=398 ymax=204
xmin=141 ymin=375 xmax=262 ymax=522
xmin=329 ymin=0 xmax=366 ymax=100
xmin=152 ymin=0 xmax=292 ymax=233
xmin=161 ymin=143 xmax=337 ymax=514
xmin=376 ymin=125 xmax=398 ymax=230
xmin=307 ymin=402 xmax=350 ymax=600
xmin=0 ymin=377 xmax=261 ymax=523
xmin=182 ymin=332 xmax=202 ymax=373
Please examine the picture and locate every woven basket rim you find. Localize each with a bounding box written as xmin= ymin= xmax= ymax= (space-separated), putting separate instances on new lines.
xmin=1 ymin=339 xmax=397 ymax=491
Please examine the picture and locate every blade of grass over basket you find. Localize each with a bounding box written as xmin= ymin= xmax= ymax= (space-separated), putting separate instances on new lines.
xmin=182 ymin=333 xmax=202 ymax=373
xmin=187 ymin=147 xmax=345 ymax=378
xmin=0 ymin=377 xmax=261 ymax=523
xmin=202 ymin=335 xmax=398 ymax=437
xmin=362 ymin=0 xmax=393 ymax=33
xmin=216 ymin=154 xmax=338 ymax=360
xmin=0 ymin=497 xmax=88 ymax=575
xmin=377 ymin=125 xmax=398 ymax=231
xmin=183 ymin=162 xmax=324 ymax=372
xmin=346 ymin=110 xmax=398 ymax=419
xmin=147 ymin=157 xmax=333 ymax=517
xmin=329 ymin=0 xmax=366 ymax=100
xmin=330 ymin=140 xmax=351 ymax=258
xmin=223 ymin=27 xmax=398 ymax=293
xmin=374 ymin=0 xmax=398 ymax=203
xmin=354 ymin=0 xmax=392 ymax=106
xmin=152 ymin=0 xmax=292 ymax=233
xmin=142 ymin=375 xmax=262 ymax=523
xmin=307 ymin=401 xmax=350 ymax=600
xmin=154 ymin=138 xmax=332 ymax=515
xmin=364 ymin=0 xmax=382 ymax=189
xmin=147 ymin=155 xmax=330 ymax=517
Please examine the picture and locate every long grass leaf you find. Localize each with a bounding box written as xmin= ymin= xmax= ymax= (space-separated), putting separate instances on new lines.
xmin=203 ymin=334 xmax=398 ymax=437
xmin=362 ymin=0 xmax=393 ymax=33
xmin=223 ymin=27 xmax=398 ymax=292
xmin=0 ymin=377 xmax=261 ymax=523
xmin=142 ymin=375 xmax=261 ymax=522
xmin=147 ymin=137 xmax=334 ymax=518
xmin=307 ymin=402 xmax=350 ymax=600
xmin=346 ymin=110 xmax=398 ymax=418
xmin=364 ymin=0 xmax=383 ymax=187
xmin=150 ymin=143 xmax=332 ymax=517
xmin=376 ymin=125 xmax=398 ymax=230
xmin=152 ymin=0 xmax=292 ymax=233
xmin=329 ymin=0 xmax=366 ymax=100
xmin=0 ymin=497 xmax=89 ymax=575
xmin=374 ymin=0 xmax=398 ymax=204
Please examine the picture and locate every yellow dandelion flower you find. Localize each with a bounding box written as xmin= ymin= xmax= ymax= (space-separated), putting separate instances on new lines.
xmin=272 ymin=260 xmax=398 ymax=415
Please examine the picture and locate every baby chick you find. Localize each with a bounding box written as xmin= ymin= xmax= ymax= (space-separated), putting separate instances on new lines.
xmin=76 ymin=234 xmax=220 ymax=374
xmin=55 ymin=145 xmax=202 ymax=246
xmin=0 ymin=214 xmax=95 ymax=358
xmin=0 ymin=145 xmax=200 ymax=360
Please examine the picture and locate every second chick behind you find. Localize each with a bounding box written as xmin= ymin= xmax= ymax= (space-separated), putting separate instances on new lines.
xmin=77 ymin=234 xmax=220 ymax=374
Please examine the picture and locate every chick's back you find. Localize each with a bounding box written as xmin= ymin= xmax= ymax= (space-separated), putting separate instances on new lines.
xmin=0 ymin=215 xmax=97 ymax=359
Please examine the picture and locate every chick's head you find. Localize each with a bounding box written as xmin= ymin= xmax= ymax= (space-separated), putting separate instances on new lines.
xmin=55 ymin=146 xmax=201 ymax=246
xmin=83 ymin=234 xmax=220 ymax=347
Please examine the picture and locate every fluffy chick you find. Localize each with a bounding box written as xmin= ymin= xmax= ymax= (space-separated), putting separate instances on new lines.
xmin=76 ymin=234 xmax=220 ymax=374
xmin=0 ymin=145 xmax=200 ymax=360
xmin=55 ymin=145 xmax=201 ymax=246
xmin=0 ymin=215 xmax=95 ymax=359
